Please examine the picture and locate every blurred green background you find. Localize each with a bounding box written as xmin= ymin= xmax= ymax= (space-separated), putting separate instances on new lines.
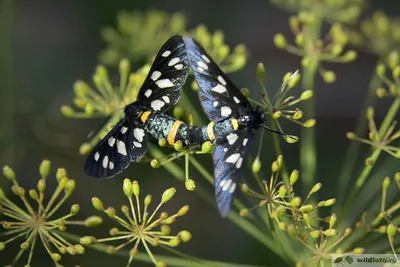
xmin=1 ymin=0 xmax=400 ymax=266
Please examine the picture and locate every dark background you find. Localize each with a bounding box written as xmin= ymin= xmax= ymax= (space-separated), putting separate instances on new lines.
xmin=0 ymin=0 xmax=399 ymax=266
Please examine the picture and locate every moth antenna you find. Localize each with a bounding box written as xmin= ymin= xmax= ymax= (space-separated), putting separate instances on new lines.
xmin=256 ymin=127 xmax=265 ymax=158
xmin=87 ymin=115 xmax=112 ymax=139
xmin=260 ymin=124 xmax=288 ymax=137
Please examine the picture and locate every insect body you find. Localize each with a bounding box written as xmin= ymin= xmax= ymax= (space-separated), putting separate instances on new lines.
xmin=184 ymin=36 xmax=266 ymax=217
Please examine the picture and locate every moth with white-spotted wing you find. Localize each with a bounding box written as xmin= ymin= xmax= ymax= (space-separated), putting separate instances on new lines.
xmin=184 ymin=36 xmax=265 ymax=217
xmin=85 ymin=35 xmax=190 ymax=178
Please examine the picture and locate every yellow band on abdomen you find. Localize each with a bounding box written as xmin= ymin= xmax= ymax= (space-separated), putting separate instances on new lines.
xmin=231 ymin=118 xmax=239 ymax=131
xmin=140 ymin=111 xmax=152 ymax=123
xmin=167 ymin=120 xmax=184 ymax=145
xmin=207 ymin=121 xmax=215 ymax=141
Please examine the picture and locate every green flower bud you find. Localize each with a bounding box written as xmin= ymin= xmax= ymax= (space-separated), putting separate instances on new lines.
xmin=324 ymin=198 xmax=336 ymax=206
xmin=178 ymin=230 xmax=192 ymax=242
xmin=298 ymin=11 xmax=315 ymax=24
xmin=79 ymin=143 xmax=92 ymax=155
xmin=123 ymin=178 xmax=132 ymax=197
xmin=342 ymin=50 xmax=357 ymax=62
xmin=156 ymin=261 xmax=166 ymax=267
xmin=173 ymin=106 xmax=183 ymax=120
xmin=388 ymin=51 xmax=399 ymax=69
xmin=240 ymin=88 xmax=250 ymax=97
xmin=91 ymin=197 xmax=104 ymax=211
xmin=56 ymin=168 xmax=67 ymax=181
xmin=37 ymin=179 xmax=46 ymax=193
xmin=376 ymin=88 xmax=387 ymax=98
xmin=12 ymin=185 xmax=25 ymax=197
xmin=344 ymin=228 xmax=352 ymax=237
xmin=303 ymin=213 xmax=311 ymax=227
xmin=241 ymin=183 xmax=249 ymax=193
xmin=331 ymin=44 xmax=343 ymax=56
xmin=173 ymin=140 xmax=183 ymax=151
xmin=39 ymin=160 xmax=51 ymax=178
xmin=80 ymin=236 xmax=97 ymax=246
xmin=376 ymin=64 xmax=386 ymax=77
xmin=352 ymin=247 xmax=365 ymax=254
xmin=300 ymin=205 xmax=314 ymax=213
xmin=393 ymin=66 xmax=400 ymax=79
xmin=285 ymin=135 xmax=299 ymax=144
xmin=29 ymin=189 xmax=38 ymax=200
xmin=73 ymin=98 xmax=86 ymax=109
xmin=178 ymin=205 xmax=189 ymax=216
xmin=3 ymin=165 xmax=16 ymax=180
xmin=287 ymin=224 xmax=296 ymax=237
xmin=109 ymin=227 xmax=119 ymax=236
xmin=84 ymin=216 xmax=103 ymax=227
xmin=329 ymin=213 xmax=337 ymax=228
xmin=295 ymin=34 xmax=305 ymax=46
xmin=379 ymin=225 xmax=387 ymax=233
xmin=279 ymin=185 xmax=287 ymax=197
xmin=382 ymin=176 xmax=390 ymax=190
xmin=51 ymin=253 xmax=61 ymax=262
xmin=322 ymin=71 xmax=336 ymax=83
xmin=240 ymin=208 xmax=249 ymax=217
xmin=274 ymin=33 xmax=287 ymax=49
xmin=119 ymin=58 xmax=130 ymax=74
xmin=0 ymin=242 xmax=5 ymax=251
xmin=278 ymin=222 xmax=286 ymax=231
xmin=163 ymin=217 xmax=176 ymax=224
xmin=106 ymin=245 xmax=116 ymax=254
xmin=365 ymin=157 xmax=374 ymax=166
xmin=84 ymin=105 xmax=94 ymax=115
xmin=311 ymin=183 xmax=322 ymax=193
xmin=73 ymin=80 xmax=89 ymax=97
xmin=387 ymin=224 xmax=397 ymax=238
xmin=323 ymin=229 xmax=338 ymax=236
xmin=65 ymin=179 xmax=76 ymax=195
xmin=272 ymin=111 xmax=281 ymax=119
xmin=20 ymin=242 xmax=30 ymax=250
xmin=291 ymin=197 xmax=302 ymax=208
xmin=346 ymin=132 xmax=357 ymax=140
xmin=168 ymin=237 xmax=180 ymax=247
xmin=272 ymin=160 xmax=281 ymax=172
xmin=257 ymin=63 xmax=265 ymax=84
xmin=185 ymin=179 xmax=195 ymax=191
xmin=300 ymin=90 xmax=313 ymax=100
xmin=161 ymin=225 xmax=171 ymax=235
xmin=70 ymin=204 xmax=80 ymax=215
xmin=290 ymin=170 xmax=299 ymax=185
xmin=317 ymin=201 xmax=326 ymax=207
xmin=60 ymin=105 xmax=75 ymax=117
xmin=252 ymin=157 xmax=262 ymax=174
xmin=151 ymin=159 xmax=161 ymax=168
xmin=310 ymin=230 xmax=320 ymax=238
xmin=293 ymin=110 xmax=303 ymax=120
xmin=144 ymin=195 xmax=152 ymax=206
xmin=304 ymin=119 xmax=316 ymax=128
xmin=131 ymin=180 xmax=139 ymax=197
xmin=67 ymin=246 xmax=76 ymax=255
xmin=366 ymin=106 xmax=374 ymax=120
xmin=301 ymin=57 xmax=310 ymax=67
xmin=395 ymin=172 xmax=400 ymax=183
xmin=121 ymin=205 xmax=129 ymax=214
xmin=161 ymin=188 xmax=176 ymax=204
xmin=74 ymin=244 xmax=85 ymax=254
xmin=105 ymin=207 xmax=116 ymax=218
xmin=289 ymin=16 xmax=300 ymax=32
xmin=201 ymin=141 xmax=213 ymax=153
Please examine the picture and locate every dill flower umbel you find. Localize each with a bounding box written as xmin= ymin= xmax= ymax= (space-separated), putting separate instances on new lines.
xmin=0 ymin=160 xmax=101 ymax=266
xmin=80 ymin=179 xmax=191 ymax=267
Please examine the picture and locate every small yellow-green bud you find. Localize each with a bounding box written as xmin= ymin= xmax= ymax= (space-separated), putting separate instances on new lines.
xmin=301 ymin=57 xmax=310 ymax=68
xmin=257 ymin=62 xmax=265 ymax=83
xmin=0 ymin=242 xmax=5 ymax=251
xmin=168 ymin=237 xmax=180 ymax=247
xmin=387 ymin=224 xmax=397 ymax=238
xmin=293 ymin=110 xmax=303 ymax=120
xmin=156 ymin=138 xmax=166 ymax=147
xmin=376 ymin=88 xmax=387 ymax=98
xmin=287 ymin=224 xmax=296 ymax=237
xmin=310 ymin=230 xmax=320 ymax=238
xmin=65 ymin=179 xmax=76 ymax=195
xmin=382 ymin=176 xmax=390 ymax=190
xmin=317 ymin=200 xmax=326 ymax=207
xmin=322 ymin=71 xmax=336 ymax=83
xmin=131 ymin=180 xmax=139 ymax=197
xmin=12 ymin=185 xmax=25 ymax=197
xmin=37 ymin=179 xmax=46 ymax=193
xmin=285 ymin=135 xmax=299 ymax=144
xmin=119 ymin=58 xmax=130 ymax=74
xmin=163 ymin=217 xmax=176 ymax=224
xmin=395 ymin=150 xmax=400 ymax=158
xmin=346 ymin=132 xmax=357 ymax=140
xmin=185 ymin=179 xmax=196 ymax=191
xmin=121 ymin=205 xmax=129 ymax=214
xmin=79 ymin=143 xmax=91 ymax=155
xmin=178 ymin=205 xmax=189 ymax=216
xmin=29 ymin=189 xmax=39 ymax=200
xmin=303 ymin=213 xmax=311 ymax=227
xmin=272 ymin=111 xmax=281 ymax=119
xmin=151 ymin=159 xmax=161 ymax=168
xmin=61 ymin=105 xmax=75 ymax=117
xmin=376 ymin=64 xmax=386 ymax=77
xmin=278 ymin=222 xmax=287 ymax=231
xmin=388 ymin=51 xmax=399 ymax=69
xmin=84 ymin=216 xmax=103 ymax=227
xmin=331 ymin=44 xmax=343 ymax=56
xmin=179 ymin=230 xmax=192 ymax=242
xmin=84 ymin=105 xmax=94 ymax=115
xmin=173 ymin=140 xmax=183 ymax=151
xmin=74 ymin=244 xmax=85 ymax=254
xmin=323 ymin=229 xmax=338 ymax=236
xmin=304 ymin=119 xmax=316 ymax=128
xmin=59 ymin=246 xmax=67 ymax=254
xmin=290 ymin=170 xmax=299 ymax=185
xmin=144 ymin=194 xmax=152 ymax=206
xmin=252 ymin=157 xmax=262 ymax=174
xmin=70 ymin=204 xmax=80 ymax=215
xmin=56 ymin=168 xmax=67 ymax=181
xmin=107 ymin=246 xmax=117 ymax=254
xmin=291 ymin=197 xmax=302 ymax=208
xmin=173 ymin=106 xmax=183 ymax=119
xmin=329 ymin=213 xmax=337 ymax=228
xmin=91 ymin=197 xmax=104 ymax=211
xmin=51 ymin=253 xmax=61 ymax=262
xmin=279 ymin=185 xmax=287 ymax=197
xmin=365 ymin=157 xmax=374 ymax=166
xmin=39 ymin=160 xmax=51 ymax=178
xmin=161 ymin=225 xmax=171 ymax=235
xmin=67 ymin=246 xmax=76 ymax=255
xmin=156 ymin=261 xmax=167 ymax=267
xmin=123 ymin=178 xmax=132 ymax=197
xmin=20 ymin=242 xmax=30 ymax=250
xmin=277 ymin=155 xmax=283 ymax=167
xmin=395 ymin=172 xmax=400 ymax=183
xmin=240 ymin=209 xmax=249 ymax=217
xmin=3 ymin=165 xmax=16 ymax=180
xmin=344 ymin=227 xmax=352 ymax=237
xmin=109 ymin=227 xmax=119 ymax=236
xmin=324 ymin=198 xmax=336 ymax=206
xmin=274 ymin=33 xmax=287 ymax=49
xmin=352 ymin=247 xmax=365 ymax=254
xmin=241 ymin=183 xmax=249 ymax=193
xmin=58 ymin=177 xmax=68 ymax=189
xmin=276 ymin=206 xmax=286 ymax=216
xmin=289 ymin=16 xmax=299 ymax=32
xmin=295 ymin=34 xmax=305 ymax=46
xmin=311 ymin=183 xmax=322 ymax=193
xmin=80 ymin=236 xmax=97 ymax=246
xmin=342 ymin=50 xmax=357 ymax=62
xmin=106 ymin=207 xmax=116 ymax=217
xmin=272 ymin=160 xmax=281 ymax=172
xmin=73 ymin=80 xmax=89 ymax=97
xmin=300 ymin=205 xmax=314 ymax=213
xmin=300 ymin=90 xmax=313 ymax=100
xmin=201 ymin=141 xmax=213 ymax=153
xmin=298 ymin=11 xmax=315 ymax=24
xmin=161 ymin=188 xmax=176 ymax=204
xmin=372 ymin=212 xmax=384 ymax=226
xmin=366 ymin=106 xmax=374 ymax=120
xmin=240 ymin=88 xmax=250 ymax=97
xmin=378 ymin=225 xmax=386 ymax=233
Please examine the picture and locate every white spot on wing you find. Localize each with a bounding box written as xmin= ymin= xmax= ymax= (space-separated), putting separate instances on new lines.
xmin=121 ymin=126 xmax=128 ymax=134
xmin=102 ymin=156 xmax=109 ymax=168
xmin=109 ymin=161 xmax=114 ymax=170
xmin=168 ymin=57 xmax=180 ymax=66
xmin=155 ymin=79 xmax=174 ymax=88
xmin=202 ymin=54 xmax=211 ymax=63
xmin=229 ymin=182 xmax=237 ymax=193
xmin=197 ymin=67 xmax=205 ymax=73
xmin=212 ymin=84 xmax=227 ymax=93
xmin=218 ymin=76 xmax=227 ymax=85
xmin=213 ymin=101 xmax=219 ymax=107
xmin=94 ymin=152 xmax=100 ymax=161
xmin=162 ymin=96 xmax=170 ymax=103
xmin=223 ymin=148 xmax=228 ymax=152
xmin=222 ymin=179 xmax=232 ymax=191
xmin=151 ymin=100 xmax=165 ymax=111
xmin=226 ymin=133 xmax=238 ymax=145
xmin=226 ymin=153 xmax=240 ymax=164
xmin=197 ymin=61 xmax=208 ymax=70
xmin=134 ymin=128 xmax=145 ymax=142
xmin=162 ymin=50 xmax=171 ymax=57
xmin=133 ymin=141 xmax=142 ymax=148
xmin=242 ymin=138 xmax=248 ymax=146
xmin=221 ymin=106 xmax=232 ymax=117
xmin=117 ymin=140 xmax=127 ymax=156
xmin=108 ymin=137 xmax=116 ymax=147
xmin=233 ymin=96 xmax=240 ymax=104
xmin=144 ymin=89 xmax=152 ymax=98
xmin=235 ymin=157 xmax=243 ymax=169
xmin=151 ymin=71 xmax=161 ymax=81
xmin=219 ymin=179 xmax=227 ymax=188
xmin=174 ymin=64 xmax=183 ymax=70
